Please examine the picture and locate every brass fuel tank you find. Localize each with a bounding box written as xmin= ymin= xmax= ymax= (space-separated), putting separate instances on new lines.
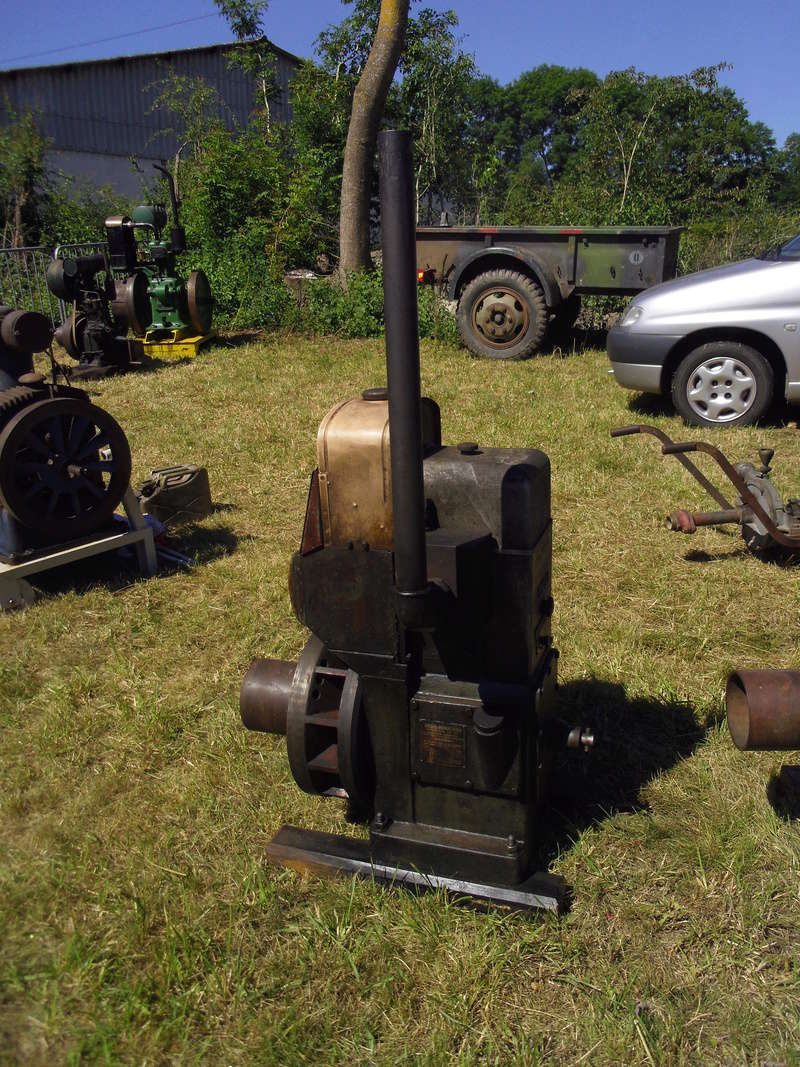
xmin=316 ymin=388 xmax=440 ymax=550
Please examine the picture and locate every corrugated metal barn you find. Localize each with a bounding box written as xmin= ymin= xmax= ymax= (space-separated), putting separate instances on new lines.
xmin=0 ymin=42 xmax=301 ymax=196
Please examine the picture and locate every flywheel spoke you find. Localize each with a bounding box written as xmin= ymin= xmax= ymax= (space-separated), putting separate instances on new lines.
xmin=75 ymin=433 xmax=110 ymax=461
xmin=21 ymin=431 xmax=51 ymax=458
xmin=74 ymin=476 xmax=105 ymax=499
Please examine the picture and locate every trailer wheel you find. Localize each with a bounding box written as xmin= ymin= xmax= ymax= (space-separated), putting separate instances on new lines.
xmin=457 ymin=269 xmax=548 ymax=359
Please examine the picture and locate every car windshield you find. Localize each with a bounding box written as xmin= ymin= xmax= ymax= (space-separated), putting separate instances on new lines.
xmin=758 ymin=233 xmax=800 ymax=260
xmin=779 ymin=234 xmax=800 ymax=258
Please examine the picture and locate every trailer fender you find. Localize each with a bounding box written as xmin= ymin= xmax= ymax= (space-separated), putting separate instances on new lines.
xmin=448 ymin=246 xmax=563 ymax=310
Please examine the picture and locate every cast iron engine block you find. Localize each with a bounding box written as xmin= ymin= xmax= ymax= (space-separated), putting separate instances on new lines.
xmin=239 ymin=132 xmax=588 ymax=913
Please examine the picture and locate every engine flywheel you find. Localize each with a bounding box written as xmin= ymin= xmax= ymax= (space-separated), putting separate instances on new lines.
xmin=0 ymin=396 xmax=132 ymax=539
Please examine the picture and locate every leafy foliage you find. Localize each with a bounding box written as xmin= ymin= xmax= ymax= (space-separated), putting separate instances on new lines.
xmin=3 ymin=2 xmax=800 ymax=333
xmin=501 ymin=66 xmax=781 ymax=229
xmin=775 ymin=132 xmax=800 ymax=207
xmin=213 ymin=0 xmax=269 ymax=41
xmin=39 ymin=178 xmax=131 ymax=249
xmin=0 ymin=108 xmax=130 ymax=251
xmin=0 ymin=108 xmax=48 ymax=247
xmin=286 ymin=269 xmax=458 ymax=342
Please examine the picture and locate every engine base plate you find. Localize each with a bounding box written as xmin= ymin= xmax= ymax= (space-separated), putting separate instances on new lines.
xmin=265 ymin=824 xmax=567 ymax=914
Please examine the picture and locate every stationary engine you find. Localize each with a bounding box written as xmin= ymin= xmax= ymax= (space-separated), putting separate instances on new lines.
xmin=239 ymin=133 xmax=590 ymax=913
xmin=46 ymin=251 xmax=149 ymax=377
xmin=122 ymin=164 xmax=213 ymax=345
xmin=612 ymin=424 xmax=800 ymax=553
xmin=0 ymin=307 xmax=132 ymax=561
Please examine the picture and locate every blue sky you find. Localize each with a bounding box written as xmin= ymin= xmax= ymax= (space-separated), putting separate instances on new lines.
xmin=2 ymin=0 xmax=797 ymax=147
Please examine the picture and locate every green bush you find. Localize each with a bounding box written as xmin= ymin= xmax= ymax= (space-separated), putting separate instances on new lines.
xmin=39 ymin=177 xmax=131 ymax=250
xmin=679 ymin=206 xmax=800 ymax=274
xmin=282 ymin=270 xmax=458 ymax=342
xmin=418 ymin=285 xmax=460 ymax=344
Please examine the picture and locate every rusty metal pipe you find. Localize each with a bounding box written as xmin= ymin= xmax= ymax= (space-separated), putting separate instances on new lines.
xmin=666 ymin=508 xmax=742 ymax=534
xmin=240 ymin=658 xmax=297 ymax=735
xmin=726 ymin=670 xmax=800 ymax=751
xmin=663 ymin=440 xmax=800 ymax=548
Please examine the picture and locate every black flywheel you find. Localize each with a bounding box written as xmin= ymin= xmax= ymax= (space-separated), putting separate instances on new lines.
xmin=54 ymin=313 xmax=87 ymax=361
xmin=0 ymin=397 xmax=132 ymax=539
xmin=186 ymin=270 xmax=213 ymax=335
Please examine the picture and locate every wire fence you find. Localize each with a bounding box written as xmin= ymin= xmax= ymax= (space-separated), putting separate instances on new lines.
xmin=0 ymin=246 xmax=61 ymax=326
xmin=0 ymin=242 xmax=111 ymax=326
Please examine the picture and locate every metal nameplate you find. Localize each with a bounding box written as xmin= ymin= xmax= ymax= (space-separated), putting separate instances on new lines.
xmin=418 ymin=720 xmax=466 ymax=768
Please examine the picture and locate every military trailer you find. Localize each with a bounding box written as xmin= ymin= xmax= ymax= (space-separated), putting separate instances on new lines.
xmin=416 ymin=224 xmax=682 ymax=360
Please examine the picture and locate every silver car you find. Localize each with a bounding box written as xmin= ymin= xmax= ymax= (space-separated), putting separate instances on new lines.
xmin=607 ymin=233 xmax=800 ymax=426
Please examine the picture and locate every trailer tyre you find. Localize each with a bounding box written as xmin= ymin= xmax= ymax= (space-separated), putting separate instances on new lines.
xmin=457 ymin=269 xmax=548 ymax=360
xmin=672 ymin=341 xmax=773 ymax=427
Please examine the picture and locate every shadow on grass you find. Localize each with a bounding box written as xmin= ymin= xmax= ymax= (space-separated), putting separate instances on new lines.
xmin=627 ymin=392 xmax=675 ymax=419
xmin=210 ymin=329 xmax=265 ymax=349
xmin=131 ymin=338 xmax=230 ymax=375
xmin=627 ymin=390 xmax=797 ymax=430
xmin=684 ymin=546 xmax=800 ymax=567
xmin=138 ymin=355 xmax=196 ymax=372
xmin=537 ymin=326 xmax=608 ymax=358
xmin=20 ymin=522 xmax=241 ymax=601
xmin=766 ymin=765 xmax=800 ymax=819
xmin=532 ymin=678 xmax=704 ymax=870
xmin=168 ymin=522 xmax=244 ymax=564
xmin=683 ymin=534 xmax=800 ymax=566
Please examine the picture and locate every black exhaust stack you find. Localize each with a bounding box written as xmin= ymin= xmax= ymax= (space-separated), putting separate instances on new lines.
xmin=153 ymin=163 xmax=187 ymax=255
xmin=378 ymin=130 xmax=429 ymax=625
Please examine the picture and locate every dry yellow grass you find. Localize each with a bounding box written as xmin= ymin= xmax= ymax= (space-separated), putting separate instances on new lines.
xmin=1 ymin=334 xmax=799 ymax=1065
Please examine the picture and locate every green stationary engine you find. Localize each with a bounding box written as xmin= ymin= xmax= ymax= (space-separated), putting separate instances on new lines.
xmin=108 ymin=164 xmax=214 ymax=350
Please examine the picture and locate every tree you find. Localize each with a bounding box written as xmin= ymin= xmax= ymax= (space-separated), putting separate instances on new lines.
xmin=554 ymin=65 xmax=778 ymax=225
xmin=0 ymin=109 xmax=48 ymax=247
xmin=148 ymin=70 xmax=229 ymax=191
xmin=502 ymin=65 xmax=598 ymax=184
xmin=215 ymin=0 xmax=268 ymax=39
xmin=317 ymin=2 xmax=476 ymax=232
xmin=338 ymin=0 xmax=409 ymax=275
xmin=776 ymin=133 xmax=800 ymax=207
xmin=393 ymin=8 xmax=475 ymax=222
xmin=214 ymin=1 xmax=279 ymax=121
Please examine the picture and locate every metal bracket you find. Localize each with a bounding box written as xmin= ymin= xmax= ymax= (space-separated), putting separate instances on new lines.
xmin=0 ymin=486 xmax=157 ymax=611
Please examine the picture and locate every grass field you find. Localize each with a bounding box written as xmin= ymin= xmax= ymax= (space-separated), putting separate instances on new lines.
xmin=2 ymin=333 xmax=800 ymax=1065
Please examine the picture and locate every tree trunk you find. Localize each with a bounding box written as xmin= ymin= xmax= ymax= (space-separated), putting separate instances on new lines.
xmin=339 ymin=0 xmax=409 ymax=278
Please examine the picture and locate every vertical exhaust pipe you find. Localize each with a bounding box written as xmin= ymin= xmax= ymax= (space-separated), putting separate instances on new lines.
xmin=378 ymin=130 xmax=429 ymax=624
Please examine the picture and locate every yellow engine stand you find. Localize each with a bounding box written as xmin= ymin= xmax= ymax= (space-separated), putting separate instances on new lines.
xmin=142 ymin=329 xmax=217 ymax=360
